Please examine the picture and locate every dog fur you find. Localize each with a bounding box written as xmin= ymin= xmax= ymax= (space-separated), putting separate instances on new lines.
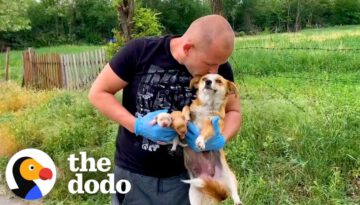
xmin=182 ymin=74 xmax=242 ymax=205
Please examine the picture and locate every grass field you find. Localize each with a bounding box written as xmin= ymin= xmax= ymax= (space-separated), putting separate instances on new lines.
xmin=0 ymin=26 xmax=360 ymax=204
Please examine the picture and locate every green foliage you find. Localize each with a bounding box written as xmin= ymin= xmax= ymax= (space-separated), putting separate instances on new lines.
xmin=131 ymin=8 xmax=163 ymax=39
xmin=138 ymin=0 xmax=210 ymax=34
xmin=332 ymin=0 xmax=360 ymax=25
xmin=223 ymin=0 xmax=360 ymax=33
xmin=105 ymin=7 xmax=163 ymax=59
xmin=105 ymin=29 xmax=126 ymax=61
xmin=1 ymin=0 xmax=117 ymax=48
xmin=0 ymin=0 xmax=31 ymax=32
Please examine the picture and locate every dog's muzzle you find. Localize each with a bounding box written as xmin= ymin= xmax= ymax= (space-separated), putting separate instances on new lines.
xmin=205 ymin=80 xmax=213 ymax=89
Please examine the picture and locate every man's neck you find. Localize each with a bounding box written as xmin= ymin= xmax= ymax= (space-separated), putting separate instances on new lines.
xmin=170 ymin=37 xmax=183 ymax=64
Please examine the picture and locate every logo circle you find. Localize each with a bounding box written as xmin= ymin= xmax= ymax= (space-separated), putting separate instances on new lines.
xmin=5 ymin=148 xmax=57 ymax=200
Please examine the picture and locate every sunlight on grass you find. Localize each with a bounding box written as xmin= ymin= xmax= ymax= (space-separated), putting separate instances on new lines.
xmin=0 ymin=81 xmax=56 ymax=115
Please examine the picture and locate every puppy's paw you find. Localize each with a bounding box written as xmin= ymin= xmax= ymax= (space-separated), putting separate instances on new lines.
xmin=149 ymin=119 xmax=157 ymax=125
xmin=196 ymin=136 xmax=206 ymax=150
xmin=170 ymin=145 xmax=177 ymax=151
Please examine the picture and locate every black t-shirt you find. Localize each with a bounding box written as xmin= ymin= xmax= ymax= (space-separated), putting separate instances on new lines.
xmin=109 ymin=35 xmax=234 ymax=178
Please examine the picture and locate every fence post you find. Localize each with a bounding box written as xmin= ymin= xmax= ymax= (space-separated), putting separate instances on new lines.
xmin=5 ymin=47 xmax=10 ymax=81
xmin=60 ymin=55 xmax=67 ymax=89
xmin=28 ymin=48 xmax=35 ymax=87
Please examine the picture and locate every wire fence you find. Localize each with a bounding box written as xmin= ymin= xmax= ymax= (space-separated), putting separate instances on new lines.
xmin=234 ymin=46 xmax=360 ymax=52
xmin=230 ymin=47 xmax=360 ymax=113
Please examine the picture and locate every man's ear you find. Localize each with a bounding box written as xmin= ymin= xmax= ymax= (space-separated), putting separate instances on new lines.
xmin=183 ymin=43 xmax=193 ymax=56
xmin=227 ymin=81 xmax=238 ymax=97
xmin=190 ymin=76 xmax=201 ymax=89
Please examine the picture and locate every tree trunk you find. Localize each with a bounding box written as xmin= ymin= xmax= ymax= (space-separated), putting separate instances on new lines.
xmin=295 ymin=0 xmax=302 ymax=32
xmin=287 ymin=3 xmax=291 ymax=32
xmin=209 ymin=0 xmax=223 ymax=15
xmin=117 ymin=0 xmax=134 ymax=42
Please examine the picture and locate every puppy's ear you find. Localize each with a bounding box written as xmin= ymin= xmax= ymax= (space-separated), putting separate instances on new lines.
xmin=190 ymin=76 xmax=201 ymax=89
xmin=227 ymin=81 xmax=238 ymax=97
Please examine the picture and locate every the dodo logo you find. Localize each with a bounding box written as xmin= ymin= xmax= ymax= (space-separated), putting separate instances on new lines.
xmin=5 ymin=148 xmax=56 ymax=200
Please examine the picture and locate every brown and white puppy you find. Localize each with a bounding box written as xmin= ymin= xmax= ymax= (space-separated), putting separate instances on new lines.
xmin=170 ymin=111 xmax=188 ymax=140
xmin=182 ymin=74 xmax=242 ymax=205
xmin=150 ymin=112 xmax=172 ymax=127
xmin=150 ymin=112 xmax=187 ymax=151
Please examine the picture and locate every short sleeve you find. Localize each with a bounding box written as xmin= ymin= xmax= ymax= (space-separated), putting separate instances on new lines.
xmin=109 ymin=39 xmax=143 ymax=82
xmin=218 ymin=62 xmax=234 ymax=82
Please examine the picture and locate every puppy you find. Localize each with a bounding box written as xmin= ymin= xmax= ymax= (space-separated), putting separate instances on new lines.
xmin=170 ymin=111 xmax=187 ymax=140
xmin=150 ymin=112 xmax=172 ymax=127
xmin=182 ymin=74 xmax=242 ymax=205
xmin=150 ymin=112 xmax=187 ymax=151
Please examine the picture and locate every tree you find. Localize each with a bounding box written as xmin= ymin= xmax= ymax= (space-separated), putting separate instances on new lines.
xmin=0 ymin=0 xmax=31 ymax=32
xmin=106 ymin=7 xmax=163 ymax=57
xmin=138 ymin=0 xmax=210 ymax=34
xmin=332 ymin=0 xmax=360 ymax=25
xmin=209 ymin=0 xmax=223 ymax=15
xmin=115 ymin=0 xmax=135 ymax=42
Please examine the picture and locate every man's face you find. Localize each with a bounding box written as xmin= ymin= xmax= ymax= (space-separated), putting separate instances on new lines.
xmin=183 ymin=45 xmax=231 ymax=76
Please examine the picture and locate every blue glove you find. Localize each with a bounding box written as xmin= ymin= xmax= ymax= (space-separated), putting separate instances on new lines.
xmin=185 ymin=117 xmax=226 ymax=152
xmin=134 ymin=110 xmax=177 ymax=143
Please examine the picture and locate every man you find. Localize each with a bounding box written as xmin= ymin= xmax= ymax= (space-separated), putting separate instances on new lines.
xmin=89 ymin=15 xmax=241 ymax=205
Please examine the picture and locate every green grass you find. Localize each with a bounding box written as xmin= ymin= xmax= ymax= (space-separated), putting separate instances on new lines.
xmin=0 ymin=25 xmax=360 ymax=204
xmin=223 ymin=25 xmax=360 ymax=205
xmin=225 ymin=76 xmax=360 ymax=205
xmin=0 ymin=45 xmax=104 ymax=84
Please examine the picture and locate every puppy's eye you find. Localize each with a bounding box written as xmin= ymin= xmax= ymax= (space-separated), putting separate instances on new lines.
xmin=202 ymin=78 xmax=207 ymax=81
xmin=215 ymin=79 xmax=222 ymax=84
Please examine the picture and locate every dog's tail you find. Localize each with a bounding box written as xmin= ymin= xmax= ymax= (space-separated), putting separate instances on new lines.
xmin=182 ymin=177 xmax=228 ymax=202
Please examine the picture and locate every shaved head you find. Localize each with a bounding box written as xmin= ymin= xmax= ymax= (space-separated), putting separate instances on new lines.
xmin=170 ymin=15 xmax=235 ymax=76
xmin=183 ymin=15 xmax=235 ymax=53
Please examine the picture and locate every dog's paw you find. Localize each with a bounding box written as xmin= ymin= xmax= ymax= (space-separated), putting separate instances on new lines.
xmin=234 ymin=199 xmax=243 ymax=205
xmin=196 ymin=136 xmax=206 ymax=150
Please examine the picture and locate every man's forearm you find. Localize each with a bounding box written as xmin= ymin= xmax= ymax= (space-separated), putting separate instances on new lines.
xmin=223 ymin=110 xmax=242 ymax=141
xmin=89 ymin=91 xmax=136 ymax=133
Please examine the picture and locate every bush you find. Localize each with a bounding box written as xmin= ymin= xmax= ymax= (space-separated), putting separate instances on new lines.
xmin=105 ymin=7 xmax=163 ymax=59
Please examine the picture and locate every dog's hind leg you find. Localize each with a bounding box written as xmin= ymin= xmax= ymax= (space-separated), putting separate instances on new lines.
xmin=224 ymin=170 xmax=243 ymax=205
xmin=188 ymin=186 xmax=204 ymax=205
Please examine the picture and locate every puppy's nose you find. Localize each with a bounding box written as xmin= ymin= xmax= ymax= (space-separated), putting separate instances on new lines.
xmin=205 ymin=80 xmax=212 ymax=86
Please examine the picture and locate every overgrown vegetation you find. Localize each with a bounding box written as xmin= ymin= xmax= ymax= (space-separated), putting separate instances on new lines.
xmin=2 ymin=0 xmax=360 ymax=49
xmin=0 ymin=26 xmax=359 ymax=204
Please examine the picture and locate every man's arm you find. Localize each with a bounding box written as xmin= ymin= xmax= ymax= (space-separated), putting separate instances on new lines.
xmin=88 ymin=63 xmax=136 ymax=133
xmin=223 ymin=94 xmax=242 ymax=141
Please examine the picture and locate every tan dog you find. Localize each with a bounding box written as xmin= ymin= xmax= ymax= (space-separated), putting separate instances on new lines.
xmin=182 ymin=74 xmax=242 ymax=205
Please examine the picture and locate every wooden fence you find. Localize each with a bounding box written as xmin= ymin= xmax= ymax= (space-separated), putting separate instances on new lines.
xmin=22 ymin=48 xmax=106 ymax=89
